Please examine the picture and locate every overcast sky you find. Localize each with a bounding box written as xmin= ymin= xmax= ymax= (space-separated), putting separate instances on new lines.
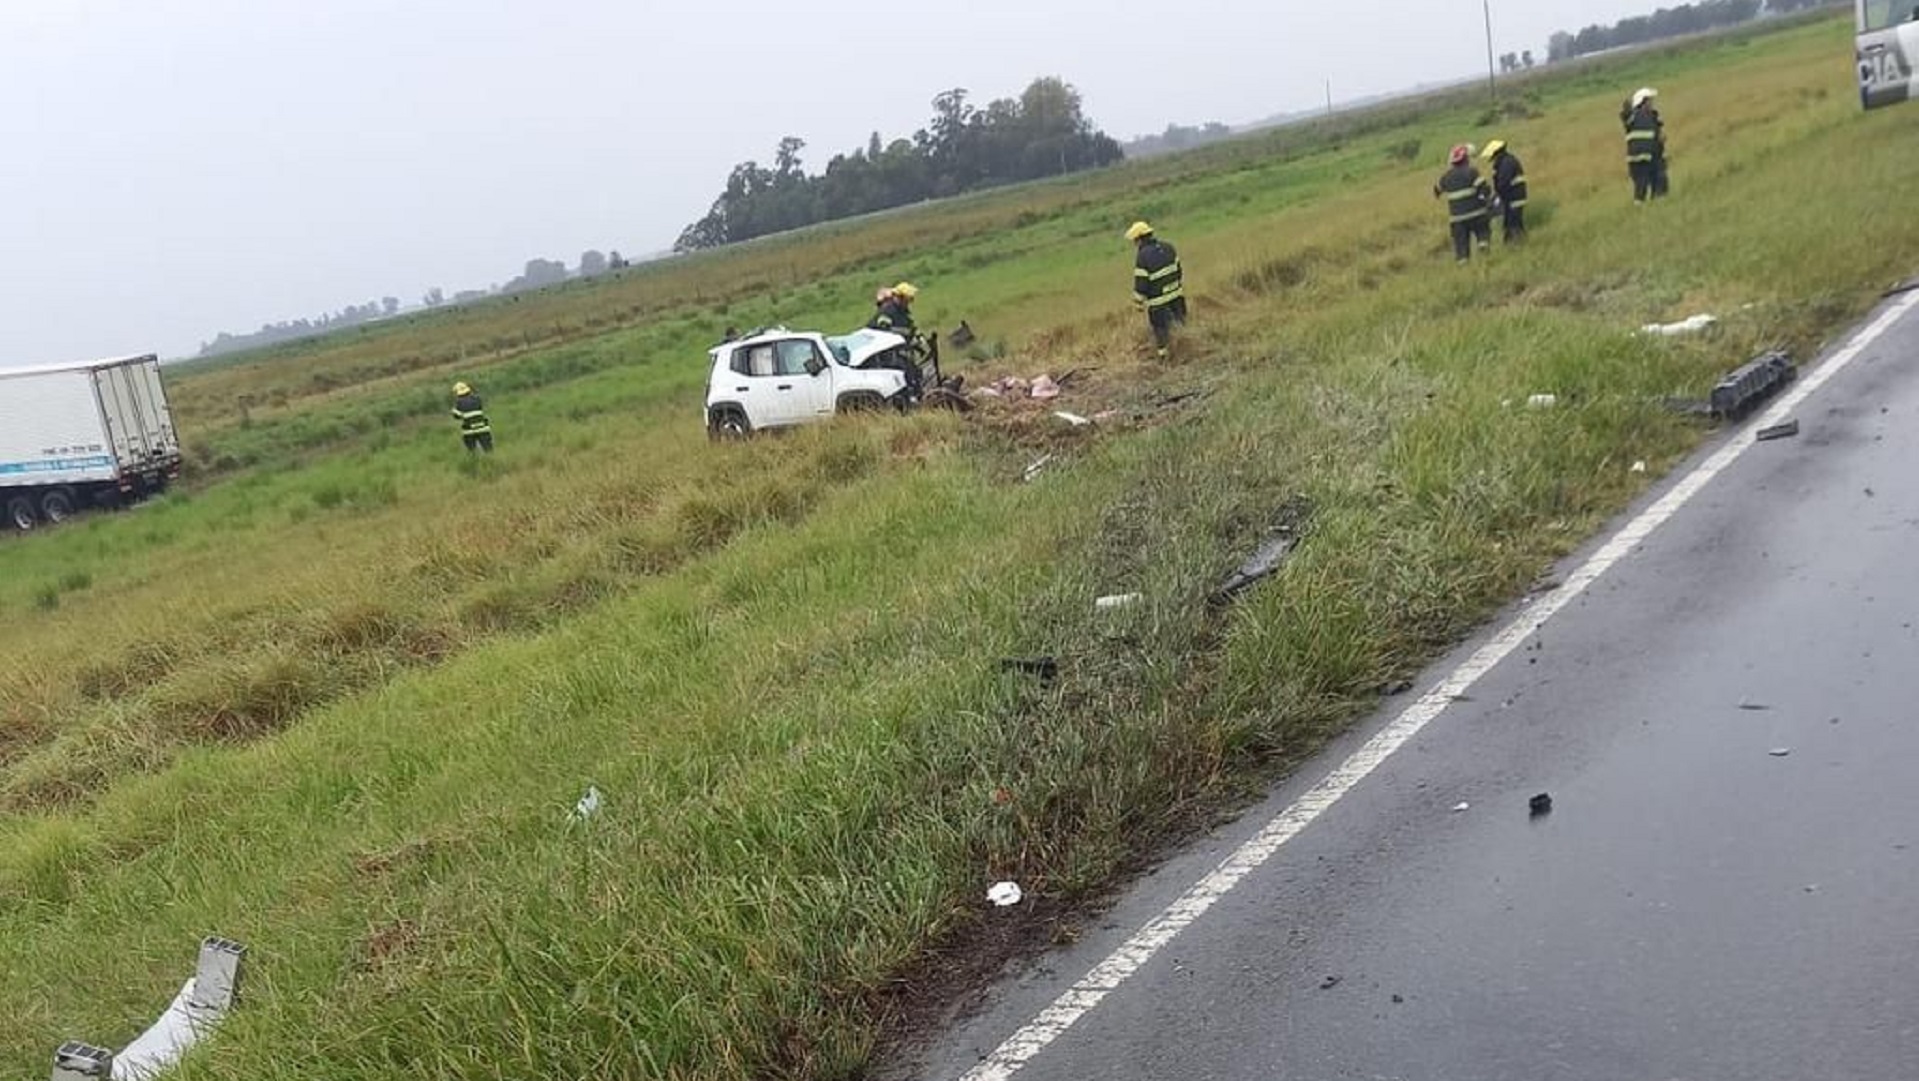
xmin=0 ymin=0 xmax=1661 ymax=365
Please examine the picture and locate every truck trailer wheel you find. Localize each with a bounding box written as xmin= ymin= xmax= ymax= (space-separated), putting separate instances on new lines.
xmin=39 ymin=489 xmax=76 ymax=525
xmin=5 ymin=496 xmax=35 ymax=532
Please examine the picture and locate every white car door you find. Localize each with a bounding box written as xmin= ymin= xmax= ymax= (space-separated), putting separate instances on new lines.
xmin=725 ymin=341 xmax=797 ymax=428
xmin=775 ymin=338 xmax=835 ymax=422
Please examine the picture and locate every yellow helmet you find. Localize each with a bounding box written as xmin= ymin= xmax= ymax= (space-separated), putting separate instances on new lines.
xmin=1125 ymin=221 xmax=1154 ymax=242
xmin=1481 ymin=139 xmax=1506 ymax=160
xmin=892 ymin=281 xmax=919 ymax=300
xmin=452 ymin=382 xmax=472 ymax=396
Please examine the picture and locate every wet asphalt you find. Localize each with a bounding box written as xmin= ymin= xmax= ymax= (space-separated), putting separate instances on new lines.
xmin=907 ymin=296 xmax=1919 ymax=1081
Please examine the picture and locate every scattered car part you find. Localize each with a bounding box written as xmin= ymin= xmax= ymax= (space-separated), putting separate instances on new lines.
xmin=1710 ymin=350 xmax=1797 ymax=418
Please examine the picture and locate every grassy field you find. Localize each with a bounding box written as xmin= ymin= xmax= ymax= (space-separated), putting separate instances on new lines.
xmin=3 ymin=13 xmax=1914 ymax=1079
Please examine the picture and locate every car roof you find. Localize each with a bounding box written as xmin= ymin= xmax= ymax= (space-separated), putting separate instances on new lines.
xmin=709 ymin=327 xmax=818 ymax=356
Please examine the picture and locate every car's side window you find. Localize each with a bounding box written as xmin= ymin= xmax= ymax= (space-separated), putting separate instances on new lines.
xmin=775 ymin=339 xmax=821 ymax=376
xmin=732 ymin=344 xmax=776 ymax=377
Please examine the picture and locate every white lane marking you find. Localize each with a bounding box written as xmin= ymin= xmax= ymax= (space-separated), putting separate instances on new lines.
xmin=956 ymin=291 xmax=1919 ymax=1081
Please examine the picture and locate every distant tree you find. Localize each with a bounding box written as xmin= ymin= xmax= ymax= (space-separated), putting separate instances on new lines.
xmin=1522 ymin=50 xmax=1535 ymax=68
xmin=1548 ymin=0 xmax=1768 ymax=62
xmin=381 ymin=296 xmax=400 ymax=316
xmin=422 ymin=287 xmax=445 ymax=307
xmin=578 ymin=249 xmax=609 ymax=277
xmin=675 ymin=75 xmax=1122 ymax=251
xmin=775 ymin=137 xmax=806 ymax=179
xmin=608 ymin=250 xmax=627 ymax=269
xmin=502 ymin=258 xmax=567 ymax=293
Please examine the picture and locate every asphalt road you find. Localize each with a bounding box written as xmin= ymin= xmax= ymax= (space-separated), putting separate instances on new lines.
xmin=909 ymin=292 xmax=1919 ymax=1081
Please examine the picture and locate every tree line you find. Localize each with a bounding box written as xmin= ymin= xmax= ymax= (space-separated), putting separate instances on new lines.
xmin=1123 ymin=122 xmax=1235 ymax=159
xmin=675 ymin=77 xmax=1124 ymax=252
xmin=197 ymin=249 xmax=630 ymax=358
xmin=1547 ymin=0 xmax=1835 ymax=63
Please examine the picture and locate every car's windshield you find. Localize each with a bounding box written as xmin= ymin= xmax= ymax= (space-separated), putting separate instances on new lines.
xmin=824 ymin=328 xmax=890 ymax=365
xmin=1863 ymin=0 xmax=1919 ymax=31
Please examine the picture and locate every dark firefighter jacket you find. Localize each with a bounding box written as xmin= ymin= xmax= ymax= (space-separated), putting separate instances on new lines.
xmin=1489 ymin=150 xmax=1528 ymax=208
xmin=1434 ymin=164 xmax=1491 ymax=222
xmin=452 ymin=393 xmax=491 ymax=434
xmin=1626 ymin=106 xmax=1665 ymax=164
xmin=1133 ymin=239 xmax=1184 ymax=309
xmin=868 ymin=297 xmax=916 ymax=335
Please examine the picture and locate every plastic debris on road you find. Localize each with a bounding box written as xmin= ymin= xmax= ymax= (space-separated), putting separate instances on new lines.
xmin=1526 ymin=394 xmax=1557 ymax=409
xmin=987 ymin=881 xmax=1024 ymax=907
xmin=1095 ymin=593 xmax=1143 ymax=610
xmin=1029 ymin=375 xmax=1061 ymax=400
xmin=1768 ymin=747 xmax=1793 ymax=758
xmin=1451 ymin=801 xmax=1471 ymax=813
xmin=1756 ymin=420 xmax=1800 ymax=442
xmin=1054 ymin=411 xmax=1091 ymax=426
xmin=1631 ymin=460 xmax=1648 ymax=473
xmin=1021 ymin=454 xmax=1054 ymax=483
xmin=1529 ymin=793 xmax=1554 ymax=818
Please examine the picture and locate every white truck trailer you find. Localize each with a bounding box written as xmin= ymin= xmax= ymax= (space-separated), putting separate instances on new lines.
xmin=0 ymin=354 xmax=182 ymax=531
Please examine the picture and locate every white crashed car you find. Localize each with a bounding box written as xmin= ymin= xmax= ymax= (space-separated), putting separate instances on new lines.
xmin=703 ymin=326 xmax=931 ymax=438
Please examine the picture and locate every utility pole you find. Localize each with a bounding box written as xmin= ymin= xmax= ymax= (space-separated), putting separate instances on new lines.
xmin=1325 ymin=79 xmax=1333 ymax=117
xmin=1483 ymin=0 xmax=1498 ymax=101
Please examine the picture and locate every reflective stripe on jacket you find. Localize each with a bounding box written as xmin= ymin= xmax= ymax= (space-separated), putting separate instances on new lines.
xmin=1133 ymin=239 xmax=1185 ymax=309
xmin=1626 ymin=106 xmax=1663 ymax=164
xmin=452 ymin=394 xmax=491 ymax=434
xmin=1435 ymin=165 xmax=1491 ymax=222
xmin=1490 ymin=151 xmax=1529 ymax=208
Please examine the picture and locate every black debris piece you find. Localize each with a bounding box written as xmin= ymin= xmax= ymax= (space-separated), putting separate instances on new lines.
xmin=1319 ymin=975 xmax=1342 ymax=990
xmin=1737 ymin=701 xmax=1772 ymax=712
xmin=1756 ymin=420 xmax=1800 ymax=442
xmin=1710 ymin=351 xmax=1797 ymax=419
xmin=1213 ymin=498 xmax=1313 ymax=603
xmin=998 ymin=657 xmax=1059 ymax=683
xmin=1391 ymin=993 xmax=1406 ymax=1004
xmin=1662 ymin=396 xmax=1716 ymax=418
xmin=1529 ymin=792 xmax=1554 ymax=818
xmin=1883 ymin=277 xmax=1919 ymax=299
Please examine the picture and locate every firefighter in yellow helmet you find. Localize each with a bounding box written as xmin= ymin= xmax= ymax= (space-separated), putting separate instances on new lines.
xmin=1127 ymin=221 xmax=1185 ymax=360
xmin=1480 ymin=139 xmax=1528 ymax=243
xmin=869 ymin=281 xmax=919 ymax=336
xmin=451 ymin=381 xmax=493 ymax=454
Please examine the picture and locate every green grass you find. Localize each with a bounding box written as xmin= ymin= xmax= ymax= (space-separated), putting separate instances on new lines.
xmin=2 ymin=13 xmax=1914 ymax=1079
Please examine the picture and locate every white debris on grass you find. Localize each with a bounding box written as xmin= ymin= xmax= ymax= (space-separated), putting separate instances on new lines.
xmin=1640 ymin=314 xmax=1719 ymax=337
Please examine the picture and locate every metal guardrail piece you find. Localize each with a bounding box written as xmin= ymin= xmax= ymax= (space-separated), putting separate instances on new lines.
xmin=50 ymin=937 xmax=246 ymax=1081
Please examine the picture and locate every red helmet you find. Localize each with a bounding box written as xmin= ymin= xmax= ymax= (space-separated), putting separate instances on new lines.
xmin=1449 ymin=144 xmax=1470 ymax=165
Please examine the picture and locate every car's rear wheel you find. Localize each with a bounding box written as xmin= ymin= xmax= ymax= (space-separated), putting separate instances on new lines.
xmin=709 ymin=408 xmax=751 ymax=441
xmin=5 ymin=496 xmax=36 ymax=532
